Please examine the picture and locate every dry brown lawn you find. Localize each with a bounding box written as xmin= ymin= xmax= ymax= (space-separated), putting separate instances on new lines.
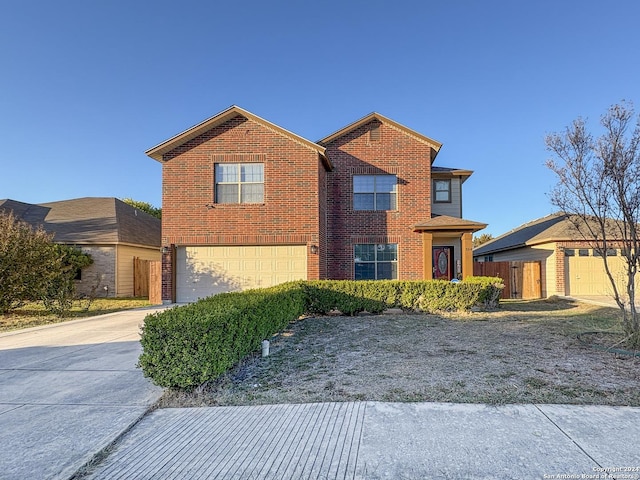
xmin=158 ymin=298 xmax=640 ymax=408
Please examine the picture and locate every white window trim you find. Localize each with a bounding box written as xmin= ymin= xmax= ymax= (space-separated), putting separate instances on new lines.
xmin=354 ymin=243 xmax=399 ymax=280
xmin=215 ymin=163 xmax=264 ymax=204
xmin=353 ymin=174 xmax=398 ymax=211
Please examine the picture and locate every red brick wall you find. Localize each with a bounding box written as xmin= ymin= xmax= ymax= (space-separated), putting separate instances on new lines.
xmin=160 ymin=115 xmax=325 ymax=301
xmin=555 ymin=243 xmax=566 ymax=296
xmin=317 ymin=157 xmax=329 ymax=279
xmin=324 ymin=120 xmax=434 ymax=280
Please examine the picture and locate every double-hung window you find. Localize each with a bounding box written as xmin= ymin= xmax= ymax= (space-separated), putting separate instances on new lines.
xmin=354 ymin=244 xmax=398 ymax=280
xmin=215 ymin=163 xmax=264 ymax=204
xmin=353 ymin=174 xmax=397 ymax=210
xmin=433 ymin=179 xmax=451 ymax=203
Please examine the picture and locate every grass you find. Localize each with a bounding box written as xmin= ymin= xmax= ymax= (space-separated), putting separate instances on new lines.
xmin=157 ymin=297 xmax=640 ymax=408
xmin=0 ymin=297 xmax=152 ymax=332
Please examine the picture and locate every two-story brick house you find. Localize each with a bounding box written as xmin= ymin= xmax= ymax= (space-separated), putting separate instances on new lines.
xmin=146 ymin=106 xmax=486 ymax=303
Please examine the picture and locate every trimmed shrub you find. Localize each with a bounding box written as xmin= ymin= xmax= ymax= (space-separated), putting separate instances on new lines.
xmin=138 ymin=282 xmax=306 ymax=388
xmin=301 ymin=281 xmax=387 ymax=315
xmin=302 ymin=277 xmax=503 ymax=314
xmin=460 ymin=276 xmax=504 ymax=308
xmin=139 ymin=277 xmax=503 ymax=389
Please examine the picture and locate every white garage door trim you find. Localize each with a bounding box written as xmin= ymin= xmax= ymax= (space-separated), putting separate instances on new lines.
xmin=176 ymin=245 xmax=307 ymax=303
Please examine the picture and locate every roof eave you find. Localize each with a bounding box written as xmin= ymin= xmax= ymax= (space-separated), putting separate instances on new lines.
xmin=473 ymin=243 xmax=527 ymax=256
xmin=145 ymin=105 xmax=329 ymax=165
xmin=432 ymin=168 xmax=474 ymax=183
xmin=318 ymin=112 xmax=443 ymax=154
xmin=413 ymin=222 xmax=487 ymax=233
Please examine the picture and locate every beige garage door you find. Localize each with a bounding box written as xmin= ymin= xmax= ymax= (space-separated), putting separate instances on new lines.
xmin=176 ymin=245 xmax=307 ymax=303
xmin=566 ymin=254 xmax=627 ymax=296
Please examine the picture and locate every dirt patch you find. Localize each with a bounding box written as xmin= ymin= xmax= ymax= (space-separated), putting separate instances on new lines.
xmin=157 ymin=299 xmax=640 ymax=407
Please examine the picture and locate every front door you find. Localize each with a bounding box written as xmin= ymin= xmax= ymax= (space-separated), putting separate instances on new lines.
xmin=433 ymin=246 xmax=453 ymax=280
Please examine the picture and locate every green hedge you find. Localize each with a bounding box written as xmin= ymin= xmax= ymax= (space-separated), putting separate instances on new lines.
xmin=302 ymin=277 xmax=503 ymax=314
xmin=138 ymin=282 xmax=306 ymax=388
xmin=139 ymin=277 xmax=503 ymax=388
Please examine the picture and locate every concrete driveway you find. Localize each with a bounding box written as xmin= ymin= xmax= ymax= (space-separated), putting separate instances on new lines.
xmin=2 ymin=303 xmax=639 ymax=479
xmin=0 ymin=307 xmax=165 ymax=480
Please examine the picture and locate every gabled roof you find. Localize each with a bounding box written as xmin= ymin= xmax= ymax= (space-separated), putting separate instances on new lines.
xmin=473 ymin=213 xmax=592 ymax=256
xmin=145 ymin=105 xmax=332 ymax=170
xmin=0 ymin=197 xmax=160 ymax=247
xmin=318 ymin=112 xmax=443 ymax=156
xmin=413 ymin=215 xmax=487 ymax=233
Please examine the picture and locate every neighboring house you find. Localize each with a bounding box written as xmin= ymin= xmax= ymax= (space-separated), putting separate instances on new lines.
xmin=146 ymin=105 xmax=486 ymax=303
xmin=473 ymin=212 xmax=634 ymax=298
xmin=0 ymin=197 xmax=161 ymax=297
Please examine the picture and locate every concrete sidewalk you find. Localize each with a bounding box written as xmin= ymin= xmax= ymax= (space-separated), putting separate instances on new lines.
xmin=0 ymin=306 xmax=166 ymax=480
xmin=85 ymin=402 xmax=640 ymax=480
xmin=2 ymin=304 xmax=639 ymax=479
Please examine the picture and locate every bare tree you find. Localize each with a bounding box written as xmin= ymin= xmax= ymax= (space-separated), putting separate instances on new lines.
xmin=546 ymin=101 xmax=640 ymax=347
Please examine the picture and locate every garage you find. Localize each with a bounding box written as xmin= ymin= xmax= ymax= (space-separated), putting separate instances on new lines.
xmin=176 ymin=245 xmax=307 ymax=303
xmin=565 ymin=249 xmax=628 ymax=296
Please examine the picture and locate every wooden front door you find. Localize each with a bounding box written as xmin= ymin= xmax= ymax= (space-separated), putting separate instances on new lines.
xmin=433 ymin=246 xmax=453 ymax=280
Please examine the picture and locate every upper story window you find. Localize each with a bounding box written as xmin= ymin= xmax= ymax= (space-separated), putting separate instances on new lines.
xmin=434 ymin=179 xmax=451 ymax=203
xmin=353 ymin=174 xmax=397 ymax=211
xmin=215 ymin=163 xmax=264 ymax=204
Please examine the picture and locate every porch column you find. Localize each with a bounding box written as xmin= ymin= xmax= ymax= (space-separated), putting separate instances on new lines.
xmin=422 ymin=232 xmax=433 ymax=280
xmin=461 ymin=232 xmax=473 ymax=279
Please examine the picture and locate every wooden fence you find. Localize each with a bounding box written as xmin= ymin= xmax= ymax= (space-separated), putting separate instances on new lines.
xmin=473 ymin=261 xmax=542 ymax=299
xmin=133 ymin=257 xmax=162 ymax=304
xmin=149 ymin=260 xmax=162 ymax=305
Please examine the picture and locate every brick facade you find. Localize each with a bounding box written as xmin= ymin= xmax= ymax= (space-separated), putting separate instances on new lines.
xmin=149 ymin=106 xmax=479 ymax=302
xmin=554 ymin=243 xmax=565 ymax=296
xmin=159 ymin=115 xmax=325 ymax=300
xmin=323 ymin=120 xmax=434 ymax=280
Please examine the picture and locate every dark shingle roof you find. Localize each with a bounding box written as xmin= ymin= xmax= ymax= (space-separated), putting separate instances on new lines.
xmin=0 ymin=199 xmax=37 ymax=219
xmin=0 ymin=197 xmax=160 ymax=247
xmin=473 ymin=213 xmax=589 ymax=256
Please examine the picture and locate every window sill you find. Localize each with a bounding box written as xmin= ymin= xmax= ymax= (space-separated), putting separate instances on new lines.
xmin=353 ymin=209 xmax=399 ymax=213
xmin=209 ymin=203 xmax=266 ymax=208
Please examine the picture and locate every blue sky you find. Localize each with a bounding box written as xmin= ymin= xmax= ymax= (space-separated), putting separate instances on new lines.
xmin=1 ymin=0 xmax=639 ymax=237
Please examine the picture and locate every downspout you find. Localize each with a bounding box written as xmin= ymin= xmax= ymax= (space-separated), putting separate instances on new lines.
xmin=171 ymin=244 xmax=177 ymax=303
xmin=459 ymin=176 xmax=463 ymax=217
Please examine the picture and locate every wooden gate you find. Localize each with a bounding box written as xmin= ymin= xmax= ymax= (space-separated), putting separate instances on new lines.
xmin=473 ymin=261 xmax=542 ymax=299
xmin=149 ymin=260 xmax=162 ymax=305
xmin=133 ymin=257 xmax=150 ymax=297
